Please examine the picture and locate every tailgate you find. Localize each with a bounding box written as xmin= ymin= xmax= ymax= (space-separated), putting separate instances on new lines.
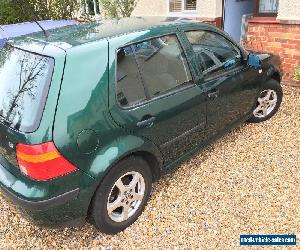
xmin=0 ymin=40 xmax=67 ymax=180
xmin=0 ymin=123 xmax=21 ymax=176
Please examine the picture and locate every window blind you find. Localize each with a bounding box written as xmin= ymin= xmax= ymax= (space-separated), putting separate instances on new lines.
xmin=259 ymin=0 xmax=279 ymax=13
xmin=169 ymin=0 xmax=182 ymax=12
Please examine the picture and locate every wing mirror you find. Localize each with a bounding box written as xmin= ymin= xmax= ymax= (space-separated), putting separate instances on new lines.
xmin=247 ymin=53 xmax=262 ymax=70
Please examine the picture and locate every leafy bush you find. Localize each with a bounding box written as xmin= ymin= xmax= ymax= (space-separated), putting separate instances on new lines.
xmin=0 ymin=0 xmax=29 ymax=24
xmin=294 ymin=67 xmax=300 ymax=81
xmin=99 ymin=0 xmax=138 ymax=18
xmin=100 ymin=0 xmax=119 ymax=18
xmin=117 ymin=0 xmax=138 ymax=17
xmin=0 ymin=0 xmax=78 ymax=24
xmin=30 ymin=0 xmax=78 ymax=20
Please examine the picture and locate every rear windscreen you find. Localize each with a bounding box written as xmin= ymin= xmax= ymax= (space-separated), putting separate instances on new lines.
xmin=0 ymin=45 xmax=54 ymax=132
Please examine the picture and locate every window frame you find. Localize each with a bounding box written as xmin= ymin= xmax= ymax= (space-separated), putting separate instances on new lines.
xmin=184 ymin=29 xmax=245 ymax=81
xmin=254 ymin=0 xmax=278 ymax=17
xmin=115 ymin=32 xmax=196 ymax=110
xmin=168 ymin=0 xmax=197 ymax=16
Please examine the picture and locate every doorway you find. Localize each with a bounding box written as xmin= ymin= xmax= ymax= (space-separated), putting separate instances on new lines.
xmin=223 ymin=0 xmax=254 ymax=42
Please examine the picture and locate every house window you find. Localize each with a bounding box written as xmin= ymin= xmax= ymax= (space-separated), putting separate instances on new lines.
xmin=256 ymin=0 xmax=279 ymax=16
xmin=185 ymin=0 xmax=197 ymax=11
xmin=169 ymin=0 xmax=197 ymax=13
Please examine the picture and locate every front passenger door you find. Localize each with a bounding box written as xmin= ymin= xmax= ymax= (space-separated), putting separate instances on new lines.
xmin=185 ymin=30 xmax=253 ymax=135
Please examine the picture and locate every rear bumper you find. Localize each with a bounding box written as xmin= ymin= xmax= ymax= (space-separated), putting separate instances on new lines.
xmin=0 ymin=182 xmax=80 ymax=210
xmin=0 ymin=161 xmax=95 ymax=228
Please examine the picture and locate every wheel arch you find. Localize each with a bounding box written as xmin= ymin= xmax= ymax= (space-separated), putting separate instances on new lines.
xmin=130 ymin=150 xmax=162 ymax=181
xmin=87 ymin=135 xmax=164 ymax=184
xmin=86 ymin=137 xmax=163 ymax=220
xmin=98 ymin=149 xmax=163 ymax=185
xmin=270 ymin=71 xmax=281 ymax=84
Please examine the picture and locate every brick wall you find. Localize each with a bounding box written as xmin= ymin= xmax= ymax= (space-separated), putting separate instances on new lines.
xmin=244 ymin=18 xmax=300 ymax=86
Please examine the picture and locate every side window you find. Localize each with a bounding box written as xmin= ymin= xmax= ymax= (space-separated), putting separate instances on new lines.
xmin=116 ymin=34 xmax=193 ymax=107
xmin=186 ymin=30 xmax=242 ymax=77
xmin=196 ymin=51 xmax=216 ymax=72
xmin=133 ymin=35 xmax=192 ymax=98
xmin=116 ymin=47 xmax=146 ymax=107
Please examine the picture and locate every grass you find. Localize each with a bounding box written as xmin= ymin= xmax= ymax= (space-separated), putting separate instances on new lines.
xmin=294 ymin=67 xmax=300 ymax=81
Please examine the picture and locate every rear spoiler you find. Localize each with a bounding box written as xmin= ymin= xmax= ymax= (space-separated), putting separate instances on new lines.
xmin=0 ymin=38 xmax=6 ymax=49
xmin=0 ymin=26 xmax=8 ymax=49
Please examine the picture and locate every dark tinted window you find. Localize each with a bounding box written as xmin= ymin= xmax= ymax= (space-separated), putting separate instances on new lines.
xmin=134 ymin=35 xmax=192 ymax=98
xmin=0 ymin=45 xmax=54 ymax=132
xmin=196 ymin=51 xmax=216 ymax=72
xmin=116 ymin=48 xmax=146 ymax=107
xmin=186 ymin=31 xmax=240 ymax=61
xmin=186 ymin=30 xmax=242 ymax=74
xmin=116 ymin=34 xmax=192 ymax=107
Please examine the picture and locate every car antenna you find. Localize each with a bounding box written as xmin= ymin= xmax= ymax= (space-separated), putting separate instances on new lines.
xmin=15 ymin=0 xmax=49 ymax=40
xmin=33 ymin=20 xmax=49 ymax=40
xmin=0 ymin=25 xmax=5 ymax=34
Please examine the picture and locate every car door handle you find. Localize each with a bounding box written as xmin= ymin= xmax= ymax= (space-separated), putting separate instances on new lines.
xmin=137 ymin=116 xmax=156 ymax=128
xmin=207 ymin=89 xmax=220 ymax=99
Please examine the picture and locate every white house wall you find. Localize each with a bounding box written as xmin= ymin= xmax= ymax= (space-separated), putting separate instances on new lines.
xmin=132 ymin=0 xmax=221 ymax=18
xmin=277 ymin=0 xmax=300 ymax=21
xmin=132 ymin=0 xmax=167 ymax=16
xmin=132 ymin=0 xmax=300 ymax=22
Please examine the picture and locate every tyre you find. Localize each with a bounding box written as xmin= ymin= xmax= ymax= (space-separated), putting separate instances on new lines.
xmin=90 ymin=156 xmax=152 ymax=234
xmin=247 ymin=79 xmax=283 ymax=123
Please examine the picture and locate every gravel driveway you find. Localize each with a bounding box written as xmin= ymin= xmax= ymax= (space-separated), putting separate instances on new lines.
xmin=0 ymin=86 xmax=299 ymax=250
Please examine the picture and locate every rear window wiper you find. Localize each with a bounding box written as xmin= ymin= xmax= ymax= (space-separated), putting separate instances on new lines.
xmin=0 ymin=116 xmax=11 ymax=127
xmin=0 ymin=112 xmax=12 ymax=127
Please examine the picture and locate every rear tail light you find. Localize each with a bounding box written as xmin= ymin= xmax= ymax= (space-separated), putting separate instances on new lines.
xmin=16 ymin=142 xmax=78 ymax=181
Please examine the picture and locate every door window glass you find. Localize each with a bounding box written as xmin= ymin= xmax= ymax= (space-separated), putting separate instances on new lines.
xmin=134 ymin=34 xmax=192 ymax=98
xmin=186 ymin=30 xmax=242 ymax=76
xmin=186 ymin=31 xmax=240 ymax=62
xmin=116 ymin=48 xmax=146 ymax=107
xmin=196 ymin=51 xmax=216 ymax=72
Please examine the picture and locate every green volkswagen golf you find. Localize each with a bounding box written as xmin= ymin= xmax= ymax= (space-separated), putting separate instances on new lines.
xmin=0 ymin=17 xmax=282 ymax=234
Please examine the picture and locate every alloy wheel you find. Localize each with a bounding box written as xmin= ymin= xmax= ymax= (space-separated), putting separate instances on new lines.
xmin=253 ymin=89 xmax=278 ymax=118
xmin=107 ymin=171 xmax=145 ymax=223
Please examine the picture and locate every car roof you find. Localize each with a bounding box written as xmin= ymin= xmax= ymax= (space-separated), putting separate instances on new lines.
xmin=0 ymin=20 xmax=77 ymax=39
xmin=9 ymin=17 xmax=214 ymax=52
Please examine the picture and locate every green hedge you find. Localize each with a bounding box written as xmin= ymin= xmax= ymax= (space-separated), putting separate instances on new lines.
xmin=0 ymin=0 xmax=78 ymax=25
xmin=99 ymin=0 xmax=138 ymax=18
xmin=0 ymin=0 xmax=29 ymax=24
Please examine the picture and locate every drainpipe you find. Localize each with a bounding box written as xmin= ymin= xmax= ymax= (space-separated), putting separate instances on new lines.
xmin=93 ymin=0 xmax=98 ymax=16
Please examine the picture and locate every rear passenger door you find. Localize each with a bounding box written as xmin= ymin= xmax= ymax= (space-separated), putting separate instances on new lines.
xmin=109 ymin=32 xmax=207 ymax=165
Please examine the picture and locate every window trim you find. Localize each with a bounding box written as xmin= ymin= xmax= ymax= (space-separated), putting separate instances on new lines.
xmin=254 ymin=0 xmax=278 ymax=17
xmin=184 ymin=29 xmax=245 ymax=81
xmin=114 ymin=32 xmax=195 ymax=110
